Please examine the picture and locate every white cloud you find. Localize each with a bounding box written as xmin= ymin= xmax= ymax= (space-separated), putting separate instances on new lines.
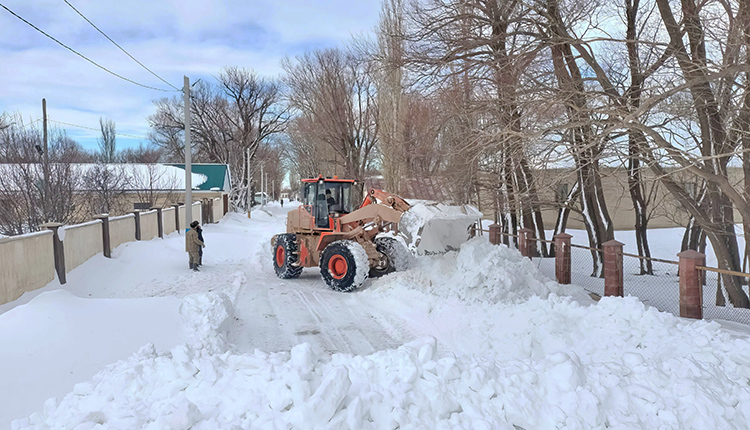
xmin=0 ymin=0 xmax=381 ymax=151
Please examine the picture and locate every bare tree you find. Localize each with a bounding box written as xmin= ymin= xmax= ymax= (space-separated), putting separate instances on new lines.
xmin=376 ymin=0 xmax=407 ymax=194
xmin=97 ymin=118 xmax=117 ymax=163
xmin=120 ymin=142 xmax=163 ymax=163
xmin=282 ymin=47 xmax=379 ymax=202
xmin=149 ymin=68 xmax=286 ymax=211
xmin=82 ymin=163 xmax=129 ymax=215
xmin=405 ymin=0 xmax=551 ymax=254
xmin=128 ymin=164 xmax=179 ymax=210
xmin=0 ymin=117 xmax=84 ymax=234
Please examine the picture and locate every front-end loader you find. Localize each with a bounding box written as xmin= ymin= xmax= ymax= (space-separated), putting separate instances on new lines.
xmin=271 ymin=176 xmax=479 ymax=291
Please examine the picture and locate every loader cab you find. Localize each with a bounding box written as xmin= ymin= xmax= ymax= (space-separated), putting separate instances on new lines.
xmin=301 ymin=177 xmax=355 ymax=229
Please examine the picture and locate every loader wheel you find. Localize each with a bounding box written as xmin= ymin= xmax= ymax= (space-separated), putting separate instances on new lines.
xmin=370 ymin=237 xmax=413 ymax=278
xmin=320 ymin=240 xmax=368 ymax=292
xmin=274 ymin=234 xmax=303 ymax=279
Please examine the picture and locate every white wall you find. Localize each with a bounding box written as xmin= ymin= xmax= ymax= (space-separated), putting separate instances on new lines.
xmin=140 ymin=211 xmax=159 ymax=240
xmin=63 ymin=220 xmax=102 ymax=272
xmin=110 ymin=214 xmax=135 ymax=250
xmin=163 ymin=207 xmax=176 ymax=235
xmin=0 ymin=231 xmax=55 ymax=304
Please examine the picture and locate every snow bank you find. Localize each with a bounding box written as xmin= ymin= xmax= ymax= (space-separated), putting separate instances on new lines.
xmin=179 ymin=292 xmax=234 ymax=353
xmin=371 ymin=237 xmax=590 ymax=304
xmin=13 ymin=321 xmax=750 ymax=430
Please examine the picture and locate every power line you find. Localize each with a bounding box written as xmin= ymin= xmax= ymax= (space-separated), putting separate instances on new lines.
xmin=62 ymin=0 xmax=181 ymax=91
xmin=0 ymin=2 xmax=174 ymax=92
xmin=49 ymin=119 xmax=149 ymax=140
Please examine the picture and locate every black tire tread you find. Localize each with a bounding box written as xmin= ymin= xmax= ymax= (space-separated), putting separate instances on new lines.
xmin=274 ymin=233 xmax=303 ymax=279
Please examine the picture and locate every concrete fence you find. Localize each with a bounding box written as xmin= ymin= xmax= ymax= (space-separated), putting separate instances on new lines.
xmin=0 ymin=231 xmax=56 ymax=305
xmin=0 ymin=196 xmax=229 ymax=306
xmin=212 ymin=197 xmax=223 ymax=222
xmin=163 ymin=206 xmax=177 ymax=235
xmin=178 ymin=205 xmax=187 ymax=230
xmin=110 ymin=214 xmax=136 ymax=250
xmin=62 ymin=220 xmax=103 ymax=273
xmin=140 ymin=210 xmax=159 ymax=241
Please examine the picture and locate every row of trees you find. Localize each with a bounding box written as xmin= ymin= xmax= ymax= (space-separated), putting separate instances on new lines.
xmin=368 ymin=0 xmax=748 ymax=306
xmin=0 ymin=116 xmax=183 ymax=235
xmin=250 ymin=0 xmax=748 ymax=307
xmin=2 ymin=0 xmax=748 ymax=305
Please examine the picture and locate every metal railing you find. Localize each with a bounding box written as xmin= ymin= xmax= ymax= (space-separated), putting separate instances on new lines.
xmin=475 ymin=225 xmax=750 ymax=326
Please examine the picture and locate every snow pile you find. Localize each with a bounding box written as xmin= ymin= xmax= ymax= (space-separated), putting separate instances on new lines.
xmin=399 ymin=202 xmax=481 ymax=255
xmin=179 ymin=292 xmax=234 ymax=352
xmin=13 ymin=320 xmax=750 ymax=430
xmin=372 ymin=238 xmax=588 ymax=304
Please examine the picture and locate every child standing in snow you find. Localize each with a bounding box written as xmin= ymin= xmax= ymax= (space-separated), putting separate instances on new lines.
xmin=186 ymin=221 xmax=205 ymax=271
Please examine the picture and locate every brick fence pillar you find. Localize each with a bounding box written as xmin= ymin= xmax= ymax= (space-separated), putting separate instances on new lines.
xmin=678 ymin=250 xmax=704 ymax=319
xmin=489 ymin=224 xmax=501 ymax=245
xmin=554 ymin=233 xmax=572 ymax=284
xmin=208 ymin=199 xmax=215 ymax=223
xmin=173 ymin=204 xmax=181 ymax=234
xmin=518 ymin=228 xmax=533 ymax=258
xmin=93 ymin=214 xmax=111 ymax=258
xmin=603 ymin=240 xmax=624 ymax=297
xmin=152 ymin=207 xmax=164 ymax=238
xmin=131 ymin=211 xmax=141 ymax=241
xmin=41 ymin=222 xmax=66 ymax=284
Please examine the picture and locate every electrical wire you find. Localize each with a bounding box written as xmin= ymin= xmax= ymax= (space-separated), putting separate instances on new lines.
xmin=49 ymin=119 xmax=149 ymax=140
xmin=0 ymin=2 xmax=174 ymax=92
xmin=62 ymin=0 xmax=181 ymax=91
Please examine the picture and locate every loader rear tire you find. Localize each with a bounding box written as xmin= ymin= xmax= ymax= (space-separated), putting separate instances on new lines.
xmin=370 ymin=237 xmax=412 ymax=278
xmin=320 ymin=240 xmax=368 ymax=292
xmin=273 ymin=234 xmax=303 ymax=279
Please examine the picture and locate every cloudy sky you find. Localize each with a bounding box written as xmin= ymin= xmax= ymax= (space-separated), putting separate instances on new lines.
xmin=0 ymin=0 xmax=381 ymax=151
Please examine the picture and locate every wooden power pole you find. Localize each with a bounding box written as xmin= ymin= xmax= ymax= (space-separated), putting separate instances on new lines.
xmin=184 ymin=76 xmax=192 ymax=228
xmin=42 ymin=98 xmax=50 ymax=222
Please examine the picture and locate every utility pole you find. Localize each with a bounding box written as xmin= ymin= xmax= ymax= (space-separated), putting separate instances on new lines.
xmin=184 ymin=76 xmax=192 ymax=228
xmin=246 ymin=146 xmax=251 ymax=218
xmin=42 ymin=98 xmax=50 ymax=222
xmin=260 ymin=163 xmax=265 ymax=208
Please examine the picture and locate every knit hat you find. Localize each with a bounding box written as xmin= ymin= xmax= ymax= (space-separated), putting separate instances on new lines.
xmin=190 ymin=221 xmax=199 ymax=228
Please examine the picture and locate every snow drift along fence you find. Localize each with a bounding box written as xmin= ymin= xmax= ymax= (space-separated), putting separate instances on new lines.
xmin=62 ymin=220 xmax=103 ymax=273
xmin=0 ymin=197 xmax=226 ymax=306
xmin=0 ymin=231 xmax=55 ymax=305
xmin=485 ymin=224 xmax=750 ymax=326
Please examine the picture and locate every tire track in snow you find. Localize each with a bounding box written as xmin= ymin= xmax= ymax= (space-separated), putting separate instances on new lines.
xmin=293 ymin=289 xmax=354 ymax=355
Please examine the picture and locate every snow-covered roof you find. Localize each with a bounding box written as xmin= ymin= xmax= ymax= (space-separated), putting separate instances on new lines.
xmin=0 ymin=163 xmax=208 ymax=191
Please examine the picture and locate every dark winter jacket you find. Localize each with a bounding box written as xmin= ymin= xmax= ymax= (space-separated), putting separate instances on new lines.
xmin=197 ymin=226 xmax=204 ymax=256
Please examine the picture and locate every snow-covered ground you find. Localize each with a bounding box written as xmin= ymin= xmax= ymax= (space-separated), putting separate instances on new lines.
xmin=2 ymin=202 xmax=750 ymax=429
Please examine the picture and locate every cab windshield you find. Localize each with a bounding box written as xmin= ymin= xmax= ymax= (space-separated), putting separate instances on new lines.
xmin=324 ymin=182 xmax=353 ymax=214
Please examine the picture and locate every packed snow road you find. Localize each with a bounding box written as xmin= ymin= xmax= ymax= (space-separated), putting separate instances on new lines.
xmin=3 ymin=202 xmax=750 ymax=429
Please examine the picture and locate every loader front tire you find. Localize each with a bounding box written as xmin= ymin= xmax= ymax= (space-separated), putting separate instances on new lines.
xmin=274 ymin=234 xmax=303 ymax=279
xmin=370 ymin=237 xmax=412 ymax=278
xmin=320 ymin=240 xmax=368 ymax=292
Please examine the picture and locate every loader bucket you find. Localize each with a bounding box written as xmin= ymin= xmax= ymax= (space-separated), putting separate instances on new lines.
xmin=399 ymin=202 xmax=482 ymax=255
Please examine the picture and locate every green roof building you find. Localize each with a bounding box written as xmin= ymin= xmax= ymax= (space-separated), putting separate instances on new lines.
xmin=166 ymin=163 xmax=231 ymax=192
